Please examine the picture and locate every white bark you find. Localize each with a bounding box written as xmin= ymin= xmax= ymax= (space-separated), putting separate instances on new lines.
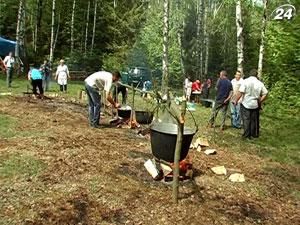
xmin=175 ymin=0 xmax=185 ymax=75
xmin=50 ymin=0 xmax=56 ymax=65
xmin=236 ymin=0 xmax=244 ymax=76
xmin=71 ymin=0 xmax=76 ymax=53
xmin=91 ymin=0 xmax=98 ymax=51
xmin=258 ymin=0 xmax=268 ymax=79
xmin=84 ymin=0 xmax=91 ymax=55
xmin=197 ymin=0 xmax=204 ymax=80
xmin=15 ymin=0 xmax=25 ymax=59
xmin=204 ymin=0 xmax=210 ymax=77
xmin=162 ymin=0 xmax=169 ymax=93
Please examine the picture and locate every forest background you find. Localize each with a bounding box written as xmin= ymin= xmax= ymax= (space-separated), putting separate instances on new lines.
xmin=0 ymin=0 xmax=299 ymax=114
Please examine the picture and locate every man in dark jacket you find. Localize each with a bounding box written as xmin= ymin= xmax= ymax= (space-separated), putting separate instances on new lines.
xmin=208 ymin=70 xmax=233 ymax=130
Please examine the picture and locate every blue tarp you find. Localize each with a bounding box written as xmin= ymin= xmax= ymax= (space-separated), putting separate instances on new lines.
xmin=0 ymin=37 xmax=16 ymax=57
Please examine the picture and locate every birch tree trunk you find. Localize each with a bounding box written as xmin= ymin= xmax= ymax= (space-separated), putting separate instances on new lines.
xmin=235 ymin=0 xmax=244 ymax=76
xmin=161 ymin=0 xmax=169 ymax=94
xmin=71 ymin=0 xmax=76 ymax=53
xmin=84 ymin=0 xmax=91 ymax=55
xmin=91 ymin=0 xmax=98 ymax=51
xmin=50 ymin=0 xmax=56 ymax=65
xmin=257 ymin=0 xmax=268 ymax=79
xmin=196 ymin=0 xmax=204 ymax=80
xmin=15 ymin=0 xmax=25 ymax=60
xmin=204 ymin=0 xmax=209 ymax=78
xmin=175 ymin=0 xmax=185 ymax=76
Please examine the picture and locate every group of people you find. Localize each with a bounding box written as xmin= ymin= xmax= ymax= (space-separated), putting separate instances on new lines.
xmin=27 ymin=59 xmax=70 ymax=98
xmin=3 ymin=51 xmax=268 ymax=138
xmin=208 ymin=69 xmax=268 ymax=139
xmin=2 ymin=52 xmax=70 ymax=96
xmin=184 ymin=76 xmax=212 ymax=104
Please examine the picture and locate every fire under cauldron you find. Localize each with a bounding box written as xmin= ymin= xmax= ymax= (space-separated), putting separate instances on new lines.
xmin=150 ymin=122 xmax=196 ymax=163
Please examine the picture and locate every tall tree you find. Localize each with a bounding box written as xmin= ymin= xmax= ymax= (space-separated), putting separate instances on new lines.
xmin=257 ymin=0 xmax=268 ymax=79
xmin=235 ymin=0 xmax=244 ymax=76
xmin=203 ymin=0 xmax=209 ymax=78
xmin=50 ymin=0 xmax=56 ymax=65
xmin=161 ymin=0 xmax=169 ymax=93
xmin=196 ymin=0 xmax=204 ymax=79
xmin=15 ymin=0 xmax=26 ymax=60
xmin=175 ymin=0 xmax=185 ymax=76
xmin=84 ymin=0 xmax=91 ymax=55
xmin=91 ymin=0 xmax=98 ymax=51
xmin=71 ymin=0 xmax=76 ymax=53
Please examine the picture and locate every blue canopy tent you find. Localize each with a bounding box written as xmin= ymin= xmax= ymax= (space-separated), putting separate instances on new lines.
xmin=0 ymin=36 xmax=16 ymax=57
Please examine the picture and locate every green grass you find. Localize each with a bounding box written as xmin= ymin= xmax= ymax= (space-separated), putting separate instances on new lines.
xmin=0 ymin=114 xmax=17 ymax=138
xmin=0 ymin=153 xmax=45 ymax=179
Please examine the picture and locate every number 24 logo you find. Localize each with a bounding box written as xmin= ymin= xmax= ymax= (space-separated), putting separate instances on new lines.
xmin=272 ymin=4 xmax=296 ymax=20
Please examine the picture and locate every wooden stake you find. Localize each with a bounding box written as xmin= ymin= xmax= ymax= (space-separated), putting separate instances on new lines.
xmin=172 ymin=99 xmax=187 ymax=203
xmin=130 ymin=84 xmax=135 ymax=127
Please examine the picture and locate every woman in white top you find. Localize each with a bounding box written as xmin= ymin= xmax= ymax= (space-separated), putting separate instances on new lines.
xmin=184 ymin=76 xmax=192 ymax=102
xmin=55 ymin=59 xmax=70 ymax=92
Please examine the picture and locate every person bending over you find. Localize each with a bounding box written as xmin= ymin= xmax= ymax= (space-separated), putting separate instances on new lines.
xmin=84 ymin=71 xmax=121 ymax=128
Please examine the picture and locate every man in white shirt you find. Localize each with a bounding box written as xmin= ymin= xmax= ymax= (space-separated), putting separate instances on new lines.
xmin=84 ymin=71 xmax=121 ymax=128
xmin=3 ymin=52 xmax=15 ymax=87
xmin=233 ymin=69 xmax=268 ymax=139
xmin=230 ymin=71 xmax=243 ymax=128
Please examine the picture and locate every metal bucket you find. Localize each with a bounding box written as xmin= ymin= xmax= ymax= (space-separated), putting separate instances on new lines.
xmin=150 ymin=122 xmax=196 ymax=163
xmin=135 ymin=111 xmax=154 ymax=124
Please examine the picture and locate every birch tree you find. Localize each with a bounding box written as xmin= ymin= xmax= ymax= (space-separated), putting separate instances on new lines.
xmin=91 ymin=0 xmax=98 ymax=51
xmin=161 ymin=0 xmax=169 ymax=93
xmin=71 ymin=0 xmax=76 ymax=53
xmin=257 ymin=0 xmax=268 ymax=79
xmin=15 ymin=0 xmax=26 ymax=60
xmin=235 ymin=0 xmax=244 ymax=76
xmin=50 ymin=0 xmax=56 ymax=65
xmin=196 ymin=0 xmax=204 ymax=79
xmin=204 ymin=0 xmax=209 ymax=77
xmin=175 ymin=0 xmax=185 ymax=76
xmin=84 ymin=0 xmax=91 ymax=55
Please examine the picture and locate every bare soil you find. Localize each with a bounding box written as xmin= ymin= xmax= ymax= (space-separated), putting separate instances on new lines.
xmin=0 ymin=96 xmax=299 ymax=225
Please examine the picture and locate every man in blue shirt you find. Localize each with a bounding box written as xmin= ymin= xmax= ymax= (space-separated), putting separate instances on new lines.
xmin=208 ymin=70 xmax=233 ymax=130
xmin=28 ymin=64 xmax=44 ymax=99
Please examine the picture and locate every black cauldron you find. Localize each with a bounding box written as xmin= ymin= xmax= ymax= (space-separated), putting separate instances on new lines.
xmin=118 ymin=108 xmax=131 ymax=118
xmin=150 ymin=122 xmax=196 ymax=163
xmin=135 ymin=111 xmax=154 ymax=124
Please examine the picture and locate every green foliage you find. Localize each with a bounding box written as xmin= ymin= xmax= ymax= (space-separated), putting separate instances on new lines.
xmin=263 ymin=0 xmax=300 ymax=111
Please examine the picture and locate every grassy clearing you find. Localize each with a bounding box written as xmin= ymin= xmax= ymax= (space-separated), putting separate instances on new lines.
xmin=0 ymin=153 xmax=45 ymax=179
xmin=1 ymin=76 xmax=299 ymax=166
